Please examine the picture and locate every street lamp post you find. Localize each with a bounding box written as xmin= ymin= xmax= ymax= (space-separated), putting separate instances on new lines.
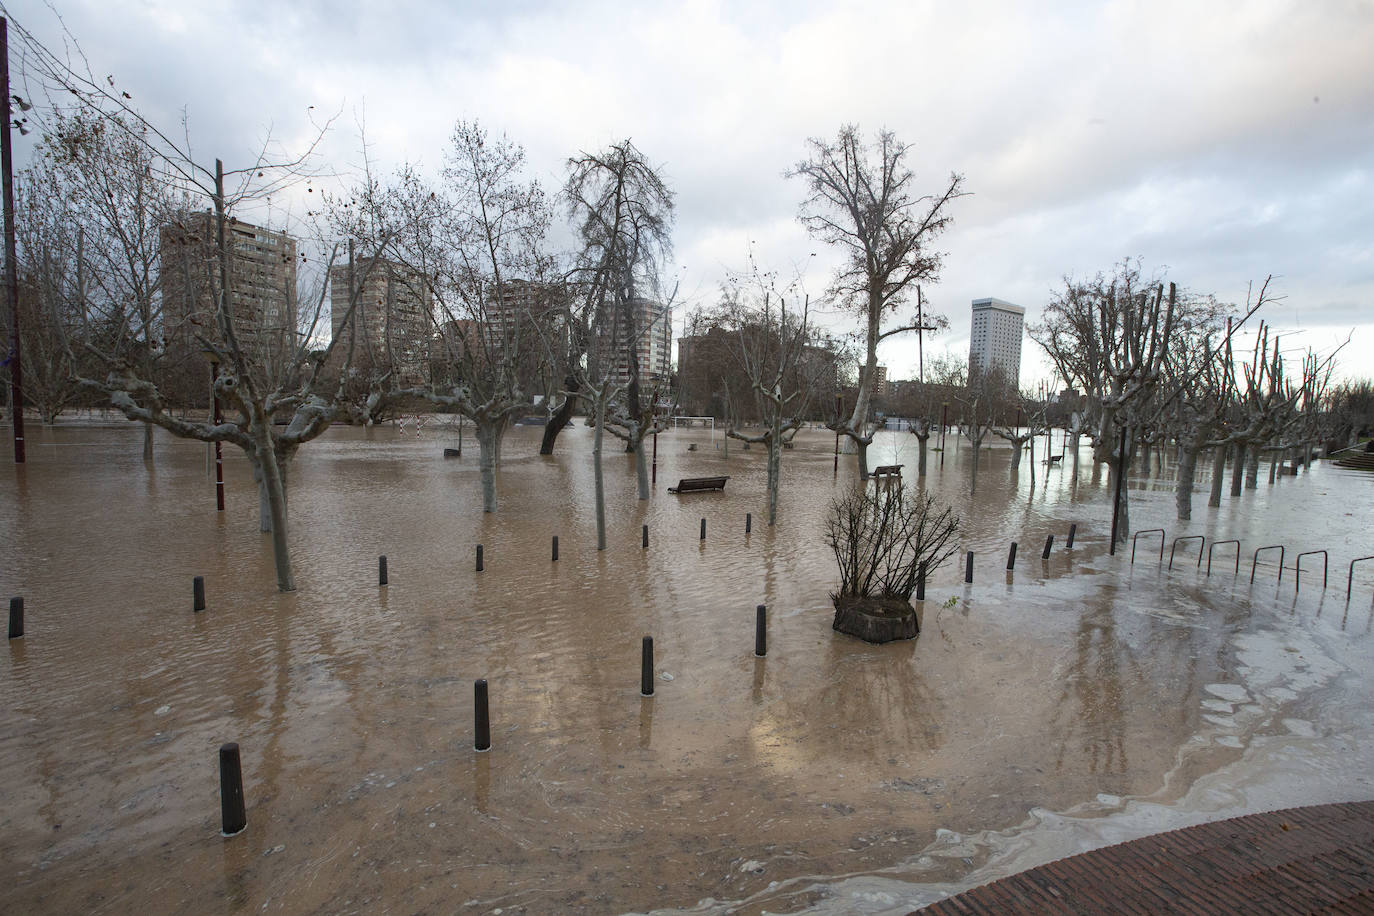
xmin=940 ymin=402 xmax=948 ymax=468
xmin=204 ymin=349 xmax=225 ymax=512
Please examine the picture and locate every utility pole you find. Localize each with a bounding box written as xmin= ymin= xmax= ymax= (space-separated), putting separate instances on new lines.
xmin=2 ymin=18 xmax=26 ymax=463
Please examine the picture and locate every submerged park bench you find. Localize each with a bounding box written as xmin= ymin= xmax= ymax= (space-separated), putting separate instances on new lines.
xmin=668 ymin=476 xmax=730 ymax=494
xmin=871 ymin=464 xmax=903 ymax=479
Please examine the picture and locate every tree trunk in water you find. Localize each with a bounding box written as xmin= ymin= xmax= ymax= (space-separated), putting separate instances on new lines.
xmin=634 ymin=426 xmax=650 ymax=500
xmin=251 ymin=430 xmax=295 ymax=592
xmin=1268 ymin=450 xmax=1278 ymax=484
xmin=855 ymin=435 xmax=870 ymax=480
xmin=593 ymin=394 xmax=607 ymax=551
xmin=970 ymin=435 xmax=980 ymax=495
xmin=916 ymin=434 xmax=928 ymax=477
xmin=476 ymin=420 xmax=500 ymax=513
xmin=766 ymin=430 xmax=782 ymax=526
xmin=1010 ymin=438 xmax=1023 ymax=469
xmin=1176 ymin=444 xmax=1199 ymax=520
xmin=1229 ymin=442 xmax=1245 ymax=497
xmin=1245 ymin=444 xmax=1259 ymax=489
xmin=1208 ymin=444 xmax=1226 ymax=507
xmin=142 ymin=422 xmax=154 ymax=462
xmin=538 ymin=379 xmax=579 ymax=455
xmin=1109 ymin=454 xmax=1131 ymax=546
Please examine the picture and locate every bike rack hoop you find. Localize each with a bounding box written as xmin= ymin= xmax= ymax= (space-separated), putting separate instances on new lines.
xmin=1169 ymin=535 xmax=1206 ymax=570
xmin=1131 ymin=529 xmax=1166 ymax=565
xmin=1251 ymin=545 xmax=1286 ymax=584
xmin=1349 ymin=556 xmax=1374 ymax=602
xmin=1295 ymin=550 xmax=1328 ymax=593
xmin=1208 ymin=539 xmax=1241 ymax=576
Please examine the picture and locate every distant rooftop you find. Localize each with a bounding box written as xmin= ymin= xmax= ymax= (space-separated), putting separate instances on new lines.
xmin=971 ymin=297 xmax=1025 ymax=315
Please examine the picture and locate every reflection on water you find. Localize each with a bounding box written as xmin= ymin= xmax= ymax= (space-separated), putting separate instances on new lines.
xmin=2 ymin=422 xmax=1372 ymax=914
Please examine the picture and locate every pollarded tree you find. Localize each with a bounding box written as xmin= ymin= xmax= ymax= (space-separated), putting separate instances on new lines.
xmin=1031 ymin=260 xmax=1182 ymax=545
xmin=340 ymin=121 xmax=555 ymax=513
xmin=788 ymin=125 xmax=965 ymax=479
xmin=8 ymin=14 xmax=395 ymax=591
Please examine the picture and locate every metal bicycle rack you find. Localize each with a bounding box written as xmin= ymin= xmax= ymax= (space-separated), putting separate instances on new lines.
xmin=1131 ymin=529 xmax=1165 ymax=565
xmin=1207 ymin=540 xmax=1241 ymax=576
xmin=1169 ymin=535 xmax=1206 ymax=570
xmin=1251 ymin=545 xmax=1286 ymax=584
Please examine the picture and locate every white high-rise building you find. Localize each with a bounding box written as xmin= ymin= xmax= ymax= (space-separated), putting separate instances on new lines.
xmin=968 ymin=298 xmax=1025 ymax=385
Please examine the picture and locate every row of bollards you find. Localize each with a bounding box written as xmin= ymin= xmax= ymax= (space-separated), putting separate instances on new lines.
xmin=213 ymin=601 xmax=772 ymax=836
xmin=964 ymin=529 xmax=1072 ymax=582
xmin=368 ymin=515 xmax=766 ymax=585
xmin=188 ymin=523 xmax=1081 ymax=616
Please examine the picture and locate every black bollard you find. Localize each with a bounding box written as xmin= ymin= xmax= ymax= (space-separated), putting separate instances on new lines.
xmin=643 ymin=525 xmax=649 ymax=549
xmin=1042 ymin=534 xmax=1055 ymax=559
xmin=476 ymin=545 xmax=484 ymax=572
xmin=700 ymin=518 xmax=707 ymax=541
xmin=641 ymin=636 xmax=654 ymax=697
xmin=219 ymin=743 xmax=247 ymax=836
xmin=474 ymin=679 xmax=491 ymax=752
xmin=916 ymin=562 xmax=927 ymax=601
xmin=1007 ymin=542 xmax=1018 ymax=570
xmin=8 ymin=597 xmax=22 ymax=639
xmin=746 ymin=513 xmax=752 ymax=534
xmin=1067 ymin=524 xmax=1077 ymax=549
xmin=193 ymin=576 xmax=206 ymax=612
xmin=965 ymin=551 xmax=974 ymax=583
xmin=378 ymin=555 xmax=388 ymax=587
xmin=552 ymin=536 xmax=559 ymax=562
xmin=754 ymin=604 xmax=767 ymax=657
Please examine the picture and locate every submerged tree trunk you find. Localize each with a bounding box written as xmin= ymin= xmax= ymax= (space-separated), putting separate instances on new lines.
xmin=1208 ymin=444 xmax=1226 ymax=507
xmin=476 ymin=418 xmax=501 ymax=513
xmin=142 ymin=422 xmax=154 ymax=461
xmin=766 ymin=422 xmax=783 ymax=526
xmin=633 ymin=425 xmax=650 ymax=500
xmin=539 ymin=378 xmax=580 ymax=455
xmin=1176 ymin=444 xmax=1200 ymax=520
xmin=915 ymin=431 xmax=929 ymax=477
xmin=1229 ymin=442 xmax=1246 ymax=497
xmin=1245 ymin=443 xmax=1260 ymax=489
xmin=593 ymin=393 xmax=608 ymax=551
xmin=249 ymin=423 xmax=294 ymax=592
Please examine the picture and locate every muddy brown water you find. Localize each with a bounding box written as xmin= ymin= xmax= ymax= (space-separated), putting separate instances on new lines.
xmin=2 ymin=421 xmax=1372 ymax=914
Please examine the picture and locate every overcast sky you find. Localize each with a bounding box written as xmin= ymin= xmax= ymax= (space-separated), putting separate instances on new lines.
xmin=6 ymin=0 xmax=1372 ymax=387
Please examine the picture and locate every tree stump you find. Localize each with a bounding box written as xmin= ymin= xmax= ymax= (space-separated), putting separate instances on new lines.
xmin=831 ymin=595 xmax=919 ymax=644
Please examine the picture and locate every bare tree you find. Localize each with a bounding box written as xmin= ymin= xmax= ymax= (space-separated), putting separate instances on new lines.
xmin=340 ymin=122 xmax=553 ymax=513
xmin=788 ymin=125 xmax=964 ymax=478
xmin=1031 ymin=260 xmax=1184 ymax=545
xmin=562 ymin=139 xmax=674 ymax=547
xmin=703 ymin=263 xmax=825 ymax=526
xmin=6 ymin=13 xmax=383 ymax=591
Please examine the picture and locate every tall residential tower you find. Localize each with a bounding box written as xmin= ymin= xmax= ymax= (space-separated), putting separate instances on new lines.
xmin=968 ymin=297 xmax=1024 ymax=385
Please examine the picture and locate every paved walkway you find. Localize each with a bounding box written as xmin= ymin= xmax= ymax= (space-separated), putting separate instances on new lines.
xmin=919 ymin=800 xmax=1374 ymax=914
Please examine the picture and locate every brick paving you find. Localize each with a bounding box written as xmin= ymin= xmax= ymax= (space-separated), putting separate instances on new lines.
xmin=918 ymin=800 xmax=1374 ymax=914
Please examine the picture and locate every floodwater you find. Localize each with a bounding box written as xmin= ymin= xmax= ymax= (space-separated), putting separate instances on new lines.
xmin=2 ymin=420 xmax=1372 ymax=915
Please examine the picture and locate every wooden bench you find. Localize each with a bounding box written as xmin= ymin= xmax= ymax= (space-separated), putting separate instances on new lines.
xmin=443 ymin=448 xmax=461 ymax=458
xmin=1046 ymin=454 xmax=1063 ymax=465
xmin=668 ymin=476 xmax=730 ymax=494
xmin=871 ymin=464 xmax=903 ymax=479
